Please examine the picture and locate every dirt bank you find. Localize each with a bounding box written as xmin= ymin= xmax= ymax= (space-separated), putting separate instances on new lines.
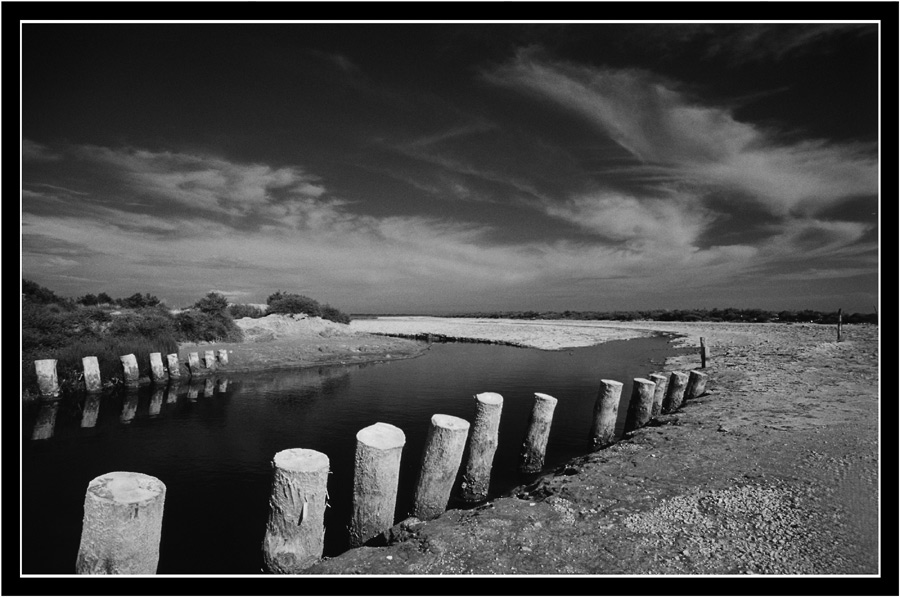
xmin=294 ymin=318 xmax=879 ymax=576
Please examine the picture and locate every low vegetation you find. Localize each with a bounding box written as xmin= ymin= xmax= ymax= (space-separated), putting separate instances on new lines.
xmin=21 ymin=281 xmax=351 ymax=395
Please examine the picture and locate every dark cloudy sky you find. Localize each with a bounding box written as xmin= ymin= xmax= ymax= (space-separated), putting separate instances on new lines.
xmin=22 ymin=22 xmax=880 ymax=313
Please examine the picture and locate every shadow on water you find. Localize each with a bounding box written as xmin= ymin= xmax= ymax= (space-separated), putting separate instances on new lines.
xmin=21 ymin=333 xmax=685 ymax=574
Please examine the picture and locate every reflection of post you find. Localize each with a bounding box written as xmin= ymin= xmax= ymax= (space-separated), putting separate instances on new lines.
xmin=263 ymin=448 xmax=330 ymax=573
xmin=76 ymin=471 xmax=166 ymax=574
xmin=349 ymin=423 xmax=406 ymax=547
xmin=188 ymin=352 xmax=201 ymax=376
xmin=589 ymin=380 xmax=623 ymax=450
xmin=187 ymin=382 xmax=200 ymax=401
xmin=120 ymin=354 xmax=140 ymax=386
xmin=648 ymin=373 xmax=668 ymax=418
xmin=166 ymin=382 xmax=180 ymax=404
xmin=149 ymin=388 xmax=164 ymax=416
xmin=217 ymin=378 xmax=229 ymax=393
xmin=120 ymin=390 xmax=139 ymax=423
xmin=203 ymin=378 xmax=215 ymax=397
xmin=204 ymin=350 xmax=217 ymax=371
xmin=35 ymin=359 xmax=60 ymax=398
xmin=412 ymin=415 xmax=470 ymax=520
xmin=82 ymin=356 xmax=103 ymax=393
xmin=624 ymin=378 xmax=656 ymax=433
xmin=217 ymin=349 xmax=229 ymax=366
xmin=166 ymin=354 xmax=181 ymax=380
xmin=149 ymin=353 xmax=167 ymax=383
xmin=519 ymin=393 xmax=557 ymax=474
xmin=31 ymin=401 xmax=59 ymax=440
xmin=81 ymin=394 xmax=101 ymax=428
xmin=661 ymin=371 xmax=689 ymax=414
xmin=685 ymin=370 xmax=709 ymax=400
xmin=460 ymin=392 xmax=503 ymax=503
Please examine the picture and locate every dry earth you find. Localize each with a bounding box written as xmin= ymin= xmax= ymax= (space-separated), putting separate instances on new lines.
xmin=179 ymin=316 xmax=881 ymax=577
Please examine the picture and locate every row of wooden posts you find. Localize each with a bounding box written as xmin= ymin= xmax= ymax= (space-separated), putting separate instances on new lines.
xmin=70 ymin=359 xmax=710 ymax=574
xmin=33 ymin=348 xmax=229 ymax=399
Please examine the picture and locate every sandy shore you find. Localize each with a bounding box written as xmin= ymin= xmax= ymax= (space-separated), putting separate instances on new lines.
xmin=295 ymin=317 xmax=880 ymax=576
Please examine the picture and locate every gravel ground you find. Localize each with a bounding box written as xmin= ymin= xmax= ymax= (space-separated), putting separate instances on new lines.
xmin=302 ymin=319 xmax=880 ymax=577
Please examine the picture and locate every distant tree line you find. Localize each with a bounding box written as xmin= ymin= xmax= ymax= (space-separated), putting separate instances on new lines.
xmin=448 ymin=308 xmax=878 ymax=325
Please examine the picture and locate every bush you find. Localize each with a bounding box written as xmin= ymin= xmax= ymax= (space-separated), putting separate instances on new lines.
xmin=267 ymin=293 xmax=322 ymax=317
xmin=194 ymin=292 xmax=229 ymax=314
xmin=175 ymin=310 xmax=243 ymax=343
xmin=321 ymin=304 xmax=351 ymax=324
xmin=107 ymin=306 xmax=178 ymax=339
xmin=228 ymin=304 xmax=266 ymax=319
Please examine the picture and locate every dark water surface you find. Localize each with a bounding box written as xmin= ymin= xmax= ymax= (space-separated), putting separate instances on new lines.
xmin=22 ymin=335 xmax=680 ymax=574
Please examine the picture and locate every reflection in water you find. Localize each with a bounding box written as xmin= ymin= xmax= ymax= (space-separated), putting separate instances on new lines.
xmin=149 ymin=388 xmax=164 ymax=417
xmin=217 ymin=379 xmax=228 ymax=393
xmin=31 ymin=401 xmax=59 ymax=440
xmin=80 ymin=394 xmax=101 ymax=428
xmin=203 ymin=378 xmax=215 ymax=398
xmin=167 ymin=382 xmax=180 ymax=404
xmin=120 ymin=391 xmax=139 ymax=423
xmin=187 ymin=382 xmax=200 ymax=401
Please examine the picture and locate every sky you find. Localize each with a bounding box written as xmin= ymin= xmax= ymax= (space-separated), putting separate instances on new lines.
xmin=21 ymin=21 xmax=880 ymax=314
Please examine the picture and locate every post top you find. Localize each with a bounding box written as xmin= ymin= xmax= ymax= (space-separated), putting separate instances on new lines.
xmin=534 ymin=392 xmax=558 ymax=404
xmin=431 ymin=414 xmax=470 ymax=431
xmin=690 ymin=370 xmax=709 ymax=378
xmin=599 ymin=379 xmax=623 ymax=387
xmin=648 ymin=373 xmax=668 ymax=381
xmin=273 ymin=448 xmax=330 ymax=472
xmin=357 ymin=422 xmax=406 ymax=449
xmin=634 ymin=377 xmax=655 ymax=385
xmin=475 ymin=392 xmax=503 ymax=405
xmin=670 ymin=370 xmax=689 ymax=379
xmin=87 ymin=471 xmax=165 ymax=504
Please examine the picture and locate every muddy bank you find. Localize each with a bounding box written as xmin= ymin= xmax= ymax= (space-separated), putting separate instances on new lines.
xmin=299 ymin=319 xmax=879 ymax=575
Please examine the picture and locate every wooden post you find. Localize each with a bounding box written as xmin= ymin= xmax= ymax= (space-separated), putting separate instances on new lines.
xmin=648 ymin=373 xmax=669 ymax=419
xmin=34 ymin=359 xmax=60 ymax=398
xmin=75 ymin=471 xmax=166 ymax=574
xmin=519 ymin=393 xmax=558 ymax=474
xmin=31 ymin=401 xmax=59 ymax=441
xmin=661 ymin=371 xmax=689 ymax=413
xmin=82 ymin=356 xmax=102 ymax=393
xmin=589 ymin=380 xmax=623 ymax=450
xmin=624 ymin=378 xmax=656 ymax=433
xmin=149 ymin=388 xmax=164 ymax=416
xmin=81 ymin=394 xmax=101 ymax=428
xmin=188 ymin=352 xmax=201 ymax=375
xmin=262 ymin=448 xmax=330 ymax=573
xmin=217 ymin=349 xmax=229 ymax=366
xmin=349 ymin=423 xmax=406 ymax=547
xmin=149 ymin=352 xmax=167 ymax=383
xmin=837 ymin=308 xmax=843 ymax=342
xmin=685 ymin=370 xmax=709 ymax=400
xmin=120 ymin=354 xmax=140 ymax=386
xmin=166 ymin=354 xmax=182 ymax=380
xmin=460 ymin=392 xmax=503 ymax=503
xmin=412 ymin=414 xmax=470 ymax=520
xmin=120 ymin=390 xmax=138 ymax=423
xmin=203 ymin=350 xmax=217 ymax=371
xmin=700 ymin=337 xmax=708 ymax=368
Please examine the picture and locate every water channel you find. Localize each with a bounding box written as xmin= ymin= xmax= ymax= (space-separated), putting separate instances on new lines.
xmin=21 ymin=334 xmax=682 ymax=574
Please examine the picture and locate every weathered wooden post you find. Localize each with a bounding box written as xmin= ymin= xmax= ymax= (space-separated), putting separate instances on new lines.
xmin=588 ymin=380 xmax=623 ymax=450
xmin=661 ymin=371 xmax=689 ymax=414
xmin=82 ymin=356 xmax=103 ymax=393
xmin=166 ymin=354 xmax=182 ymax=380
xmin=685 ymin=370 xmax=709 ymax=400
xmin=120 ymin=354 xmax=140 ymax=386
xmin=34 ymin=359 xmax=60 ymax=399
xmin=31 ymin=401 xmax=59 ymax=440
xmin=648 ymin=373 xmax=669 ymax=418
xmin=700 ymin=337 xmax=708 ymax=368
xmin=519 ymin=393 xmax=558 ymax=474
xmin=203 ymin=350 xmax=217 ymax=371
xmin=460 ymin=392 xmax=503 ymax=503
xmin=349 ymin=423 xmax=406 ymax=547
xmin=624 ymin=378 xmax=656 ymax=433
xmin=149 ymin=388 xmax=164 ymax=416
xmin=412 ymin=414 xmax=470 ymax=520
xmin=217 ymin=349 xmax=229 ymax=366
xmin=81 ymin=394 xmax=101 ymax=428
xmin=75 ymin=471 xmax=166 ymax=574
xmin=120 ymin=390 xmax=138 ymax=423
xmin=837 ymin=308 xmax=843 ymax=342
xmin=188 ymin=352 xmax=201 ymax=375
xmin=203 ymin=378 xmax=215 ymax=397
xmin=149 ymin=353 xmax=167 ymax=383
xmin=262 ymin=448 xmax=330 ymax=573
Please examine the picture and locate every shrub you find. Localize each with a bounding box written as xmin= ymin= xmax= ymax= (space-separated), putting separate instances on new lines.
xmin=175 ymin=310 xmax=243 ymax=343
xmin=267 ymin=293 xmax=323 ymax=317
xmin=321 ymin=304 xmax=351 ymax=324
xmin=107 ymin=306 xmax=178 ymax=339
xmin=228 ymin=304 xmax=266 ymax=319
xmin=194 ymin=292 xmax=229 ymax=314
